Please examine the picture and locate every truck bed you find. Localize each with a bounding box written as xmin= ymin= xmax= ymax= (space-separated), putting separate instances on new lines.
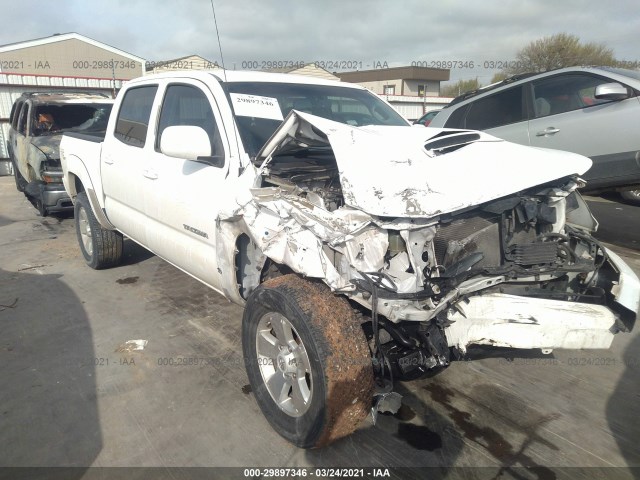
xmin=63 ymin=131 xmax=107 ymax=143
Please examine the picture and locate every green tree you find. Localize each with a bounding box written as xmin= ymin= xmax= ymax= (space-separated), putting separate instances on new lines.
xmin=490 ymin=71 xmax=509 ymax=83
xmin=505 ymin=33 xmax=616 ymax=75
xmin=440 ymin=78 xmax=481 ymax=98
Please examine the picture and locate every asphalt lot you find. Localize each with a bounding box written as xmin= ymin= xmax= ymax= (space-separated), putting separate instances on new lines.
xmin=0 ymin=175 xmax=639 ymax=479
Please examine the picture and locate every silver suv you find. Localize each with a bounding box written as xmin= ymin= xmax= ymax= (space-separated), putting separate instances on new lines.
xmin=430 ymin=67 xmax=640 ymax=203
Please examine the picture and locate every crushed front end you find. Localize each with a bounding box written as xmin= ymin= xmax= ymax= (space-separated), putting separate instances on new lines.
xmin=24 ymin=135 xmax=73 ymax=215
xmin=229 ymin=111 xmax=639 ymax=383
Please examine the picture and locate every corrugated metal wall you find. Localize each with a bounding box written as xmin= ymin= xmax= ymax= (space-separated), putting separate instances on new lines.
xmin=379 ymin=94 xmax=451 ymax=121
xmin=0 ymin=73 xmax=123 ymax=171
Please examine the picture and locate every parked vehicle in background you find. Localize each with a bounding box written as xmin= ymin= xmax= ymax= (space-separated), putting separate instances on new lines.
xmin=413 ymin=109 xmax=441 ymax=126
xmin=429 ymin=67 xmax=640 ymax=204
xmin=7 ymin=92 xmax=113 ymax=215
xmin=60 ymin=70 xmax=638 ymax=448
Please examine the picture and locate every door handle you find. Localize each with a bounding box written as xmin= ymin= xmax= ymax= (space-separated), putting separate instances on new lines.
xmin=536 ymin=127 xmax=560 ymax=136
xmin=103 ymin=157 xmax=114 ymax=165
xmin=143 ymin=169 xmax=158 ymax=180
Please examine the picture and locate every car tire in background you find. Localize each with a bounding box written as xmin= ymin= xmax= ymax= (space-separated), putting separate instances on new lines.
xmin=12 ymin=159 xmax=27 ymax=193
xmin=242 ymin=274 xmax=374 ymax=448
xmin=620 ymin=189 xmax=640 ymax=205
xmin=74 ymin=191 xmax=123 ymax=269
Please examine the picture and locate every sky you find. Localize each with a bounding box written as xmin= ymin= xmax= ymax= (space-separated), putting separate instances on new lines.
xmin=1 ymin=0 xmax=639 ymax=86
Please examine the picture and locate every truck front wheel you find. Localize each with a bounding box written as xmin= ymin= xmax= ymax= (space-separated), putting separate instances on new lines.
xmin=75 ymin=192 xmax=123 ymax=269
xmin=242 ymin=274 xmax=374 ymax=448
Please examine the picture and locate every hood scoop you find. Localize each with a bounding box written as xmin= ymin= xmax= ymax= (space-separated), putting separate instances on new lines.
xmin=424 ymin=131 xmax=481 ymax=155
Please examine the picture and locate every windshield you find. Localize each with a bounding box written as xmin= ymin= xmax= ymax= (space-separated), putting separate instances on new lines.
xmin=223 ymin=82 xmax=408 ymax=157
xmin=33 ymin=103 xmax=113 ymax=136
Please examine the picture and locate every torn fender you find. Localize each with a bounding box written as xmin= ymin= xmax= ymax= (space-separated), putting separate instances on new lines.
xmin=235 ymin=187 xmax=394 ymax=291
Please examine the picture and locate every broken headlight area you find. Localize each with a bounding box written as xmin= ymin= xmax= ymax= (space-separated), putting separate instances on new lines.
xmin=427 ymin=189 xmax=607 ymax=299
xmin=41 ymin=163 xmax=64 ymax=184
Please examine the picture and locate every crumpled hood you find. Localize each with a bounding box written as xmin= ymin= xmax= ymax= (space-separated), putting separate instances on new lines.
xmin=257 ymin=111 xmax=592 ymax=218
xmin=30 ymin=134 xmax=62 ymax=159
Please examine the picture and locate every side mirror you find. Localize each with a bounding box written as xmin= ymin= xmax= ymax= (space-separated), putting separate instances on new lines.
xmin=160 ymin=125 xmax=224 ymax=168
xmin=160 ymin=125 xmax=210 ymax=160
xmin=594 ymin=82 xmax=628 ymax=101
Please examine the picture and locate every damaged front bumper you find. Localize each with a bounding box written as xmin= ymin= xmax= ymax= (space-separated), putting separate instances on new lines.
xmin=232 ymin=186 xmax=638 ymax=352
xmin=446 ymin=248 xmax=639 ymax=353
xmin=24 ymin=179 xmax=74 ymax=214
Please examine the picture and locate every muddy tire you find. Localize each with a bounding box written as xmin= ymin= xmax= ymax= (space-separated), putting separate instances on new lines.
xmin=74 ymin=192 xmax=123 ymax=269
xmin=242 ymin=274 xmax=374 ymax=448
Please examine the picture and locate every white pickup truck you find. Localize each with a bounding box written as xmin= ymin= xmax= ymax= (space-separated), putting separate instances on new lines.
xmin=60 ymin=70 xmax=639 ymax=448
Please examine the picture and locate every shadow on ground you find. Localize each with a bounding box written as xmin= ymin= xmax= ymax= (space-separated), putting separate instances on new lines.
xmin=302 ymin=381 xmax=464 ymax=477
xmin=587 ymin=195 xmax=640 ymax=252
xmin=121 ymin=238 xmax=155 ymax=266
xmin=0 ymin=267 xmax=101 ymax=474
xmin=607 ymin=330 xmax=640 ymax=478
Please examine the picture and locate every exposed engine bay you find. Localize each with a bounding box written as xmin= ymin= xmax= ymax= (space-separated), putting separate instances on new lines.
xmin=229 ymin=111 xmax=639 ymax=382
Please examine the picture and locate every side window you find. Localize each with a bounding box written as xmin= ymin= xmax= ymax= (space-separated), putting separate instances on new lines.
xmin=9 ymin=101 xmax=21 ymax=129
xmin=464 ymin=86 xmax=525 ymax=130
xmin=443 ymin=105 xmax=468 ymax=128
xmin=17 ymin=103 xmax=29 ymax=135
xmin=531 ymin=74 xmax=615 ymax=118
xmin=114 ymin=85 xmax=158 ymax=148
xmin=156 ymin=84 xmax=224 ymax=160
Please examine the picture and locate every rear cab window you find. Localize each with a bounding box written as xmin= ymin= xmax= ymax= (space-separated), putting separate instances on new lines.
xmin=114 ymin=85 xmax=159 ymax=148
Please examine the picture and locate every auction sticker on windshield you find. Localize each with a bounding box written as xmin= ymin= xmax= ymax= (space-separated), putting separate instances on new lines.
xmin=230 ymin=93 xmax=283 ymax=121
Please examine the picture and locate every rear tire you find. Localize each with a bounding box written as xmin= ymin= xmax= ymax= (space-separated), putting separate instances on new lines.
xmin=242 ymin=274 xmax=374 ymax=448
xmin=74 ymin=191 xmax=123 ymax=269
xmin=620 ymin=189 xmax=640 ymax=205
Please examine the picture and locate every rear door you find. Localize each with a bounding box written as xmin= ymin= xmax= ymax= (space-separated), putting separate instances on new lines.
xmin=7 ymin=100 xmax=22 ymax=159
xmin=527 ymin=72 xmax=640 ymax=188
xmin=101 ymin=84 xmax=159 ymax=244
xmin=445 ymin=85 xmax=531 ymax=145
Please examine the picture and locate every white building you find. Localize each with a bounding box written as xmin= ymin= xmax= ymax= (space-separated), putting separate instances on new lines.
xmin=337 ymin=66 xmax=453 ymax=120
xmin=0 ymin=33 xmax=145 ymax=174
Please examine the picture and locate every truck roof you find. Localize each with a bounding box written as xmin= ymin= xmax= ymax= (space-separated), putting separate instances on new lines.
xmin=134 ymin=69 xmax=367 ymax=89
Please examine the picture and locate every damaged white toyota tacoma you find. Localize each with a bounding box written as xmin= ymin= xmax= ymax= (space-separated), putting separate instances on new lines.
xmin=60 ymin=71 xmax=639 ymax=448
